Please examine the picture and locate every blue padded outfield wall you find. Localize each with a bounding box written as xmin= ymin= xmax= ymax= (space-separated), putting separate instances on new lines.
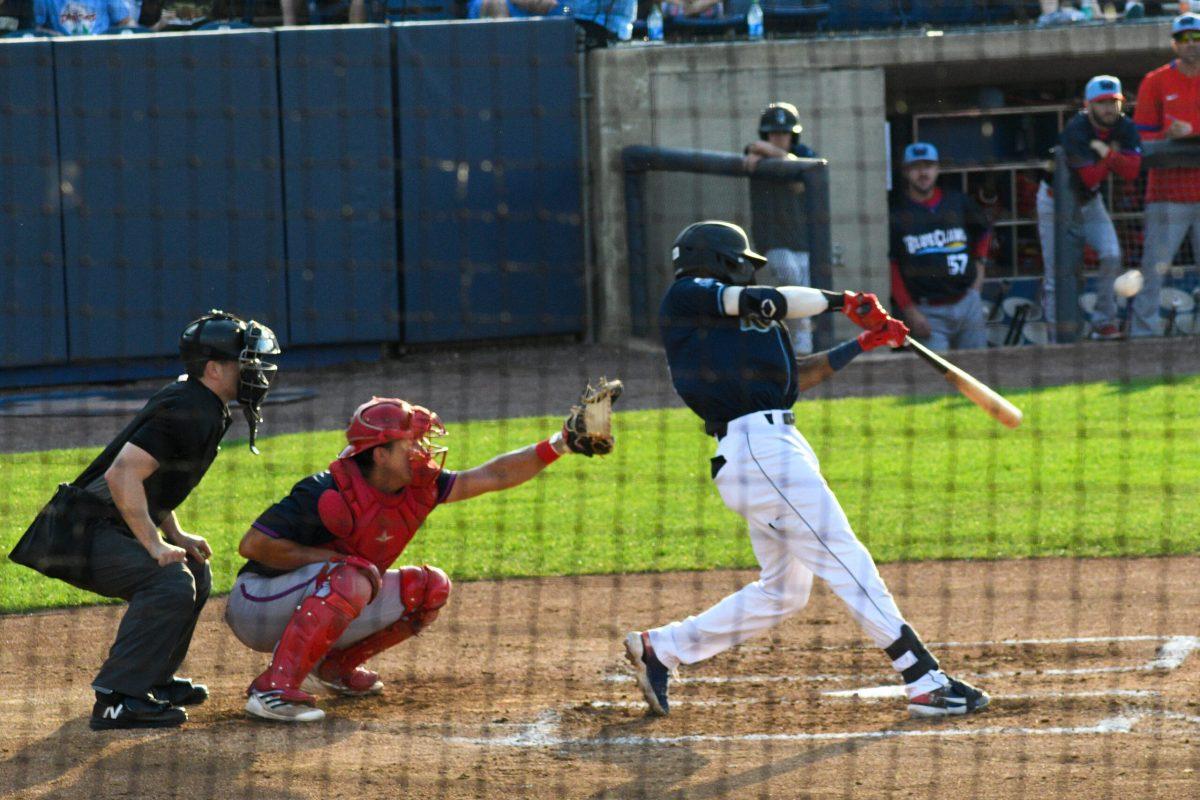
xmin=395 ymin=19 xmax=585 ymax=343
xmin=55 ymin=31 xmax=288 ymax=361
xmin=0 ymin=40 xmax=69 ymax=369
xmin=278 ymin=25 xmax=400 ymax=346
xmin=0 ymin=19 xmax=583 ymax=379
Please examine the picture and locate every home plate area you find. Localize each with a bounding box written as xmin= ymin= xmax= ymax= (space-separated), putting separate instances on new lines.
xmin=446 ymin=634 xmax=1200 ymax=748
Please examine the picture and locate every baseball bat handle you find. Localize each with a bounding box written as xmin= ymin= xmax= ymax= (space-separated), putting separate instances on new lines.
xmin=905 ymin=337 xmax=1023 ymax=429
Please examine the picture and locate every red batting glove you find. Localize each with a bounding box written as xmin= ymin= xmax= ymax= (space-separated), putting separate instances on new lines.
xmin=857 ymin=317 xmax=910 ymax=351
xmin=842 ymin=291 xmax=890 ymax=330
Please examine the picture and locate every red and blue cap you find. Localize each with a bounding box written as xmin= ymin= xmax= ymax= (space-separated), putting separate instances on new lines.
xmin=1084 ymin=75 xmax=1123 ymax=104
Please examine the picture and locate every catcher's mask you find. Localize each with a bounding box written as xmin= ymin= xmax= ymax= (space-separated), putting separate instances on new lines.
xmin=179 ymin=310 xmax=281 ymax=454
xmin=671 ymin=220 xmax=767 ymax=286
xmin=339 ymin=397 xmax=447 ymax=487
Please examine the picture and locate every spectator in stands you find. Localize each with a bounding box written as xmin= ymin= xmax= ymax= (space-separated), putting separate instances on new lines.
xmin=889 ymin=143 xmax=992 ymax=351
xmin=468 ymin=0 xmax=560 ymax=19
xmin=743 ymin=101 xmax=819 ymax=354
xmin=1130 ymin=13 xmax=1200 ymax=337
xmin=1036 ymin=1 xmax=1086 ymax=26
xmin=572 ymin=0 xmax=635 ymax=47
xmin=34 ymin=0 xmax=133 ymax=32
xmin=1037 ymin=75 xmax=1142 ymax=339
xmin=662 ymin=0 xmax=721 ymax=17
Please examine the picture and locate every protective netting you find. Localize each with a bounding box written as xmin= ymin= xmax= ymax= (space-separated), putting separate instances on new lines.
xmin=2 ymin=9 xmax=1200 ymax=800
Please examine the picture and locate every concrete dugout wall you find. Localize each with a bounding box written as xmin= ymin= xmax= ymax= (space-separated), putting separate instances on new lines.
xmin=586 ymin=20 xmax=1175 ymax=342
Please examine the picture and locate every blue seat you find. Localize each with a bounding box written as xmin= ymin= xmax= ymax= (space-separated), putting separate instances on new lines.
xmin=197 ymin=19 xmax=254 ymax=29
xmin=905 ymin=0 xmax=990 ymax=26
xmin=2 ymin=29 xmax=52 ymax=37
xmin=382 ymin=0 xmax=454 ymax=21
xmin=762 ymin=1 xmax=828 ymax=32
xmin=823 ymin=0 xmax=902 ymax=31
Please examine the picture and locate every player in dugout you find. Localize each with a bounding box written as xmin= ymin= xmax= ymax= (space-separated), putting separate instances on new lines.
xmin=1037 ymin=75 xmax=1142 ymax=339
xmin=890 ymin=142 xmax=993 ymax=351
xmin=10 ymin=310 xmax=281 ymax=730
xmin=1130 ymin=12 xmax=1200 ymax=337
xmin=225 ymin=384 xmax=620 ymax=722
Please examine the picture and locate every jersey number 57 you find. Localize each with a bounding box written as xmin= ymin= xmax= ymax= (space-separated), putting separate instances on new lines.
xmin=947 ymin=254 xmax=969 ymax=275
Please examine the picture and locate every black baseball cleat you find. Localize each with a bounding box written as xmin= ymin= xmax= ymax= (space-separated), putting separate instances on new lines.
xmin=624 ymin=631 xmax=671 ymax=716
xmin=151 ymin=678 xmax=209 ymax=707
xmin=90 ymin=692 xmax=188 ymax=730
xmin=908 ymin=675 xmax=990 ymax=718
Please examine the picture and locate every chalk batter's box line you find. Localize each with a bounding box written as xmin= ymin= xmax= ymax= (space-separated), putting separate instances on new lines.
xmin=600 ymin=634 xmax=1200 ymax=685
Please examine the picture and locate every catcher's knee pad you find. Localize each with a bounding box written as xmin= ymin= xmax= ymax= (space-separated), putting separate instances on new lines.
xmin=317 ymin=560 xmax=377 ymax=614
xmin=399 ymin=565 xmax=451 ymax=631
xmin=884 ymin=624 xmax=940 ymax=684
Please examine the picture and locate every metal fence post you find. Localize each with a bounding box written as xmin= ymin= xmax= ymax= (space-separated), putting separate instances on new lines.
xmin=1052 ymin=146 xmax=1082 ymax=343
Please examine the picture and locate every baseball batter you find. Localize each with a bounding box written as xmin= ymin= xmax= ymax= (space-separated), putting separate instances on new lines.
xmin=624 ymin=220 xmax=989 ymax=718
xmin=226 ymin=390 xmax=617 ymax=722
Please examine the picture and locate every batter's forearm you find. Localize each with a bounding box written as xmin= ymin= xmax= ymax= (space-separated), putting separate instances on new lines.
xmin=795 ymin=353 xmax=836 ymax=392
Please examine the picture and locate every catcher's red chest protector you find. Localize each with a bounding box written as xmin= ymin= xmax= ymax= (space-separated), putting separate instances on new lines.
xmin=316 ymin=459 xmax=439 ymax=571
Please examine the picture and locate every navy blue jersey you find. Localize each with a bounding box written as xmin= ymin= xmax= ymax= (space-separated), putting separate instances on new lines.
xmin=659 ymin=277 xmax=798 ymax=428
xmin=1060 ymin=111 xmax=1142 ymax=204
xmin=888 ymin=189 xmax=990 ymax=304
xmin=240 ymin=469 xmax=457 ymax=578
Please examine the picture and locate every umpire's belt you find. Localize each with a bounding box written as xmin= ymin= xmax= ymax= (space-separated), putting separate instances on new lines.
xmin=707 ymin=410 xmax=795 ymax=441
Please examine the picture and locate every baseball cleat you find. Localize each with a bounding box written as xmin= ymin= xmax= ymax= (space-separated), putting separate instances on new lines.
xmin=907 ymin=676 xmax=990 ymax=717
xmin=302 ymin=665 xmax=384 ymax=697
xmin=624 ymin=631 xmax=671 ymax=716
xmin=151 ymin=677 xmax=209 ymax=707
xmin=90 ymin=692 xmax=187 ymax=731
xmin=245 ymin=688 xmax=326 ymax=723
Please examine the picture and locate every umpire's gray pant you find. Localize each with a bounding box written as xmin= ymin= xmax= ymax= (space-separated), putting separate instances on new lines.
xmin=1134 ymin=202 xmax=1200 ymax=337
xmin=87 ymin=522 xmax=211 ymax=698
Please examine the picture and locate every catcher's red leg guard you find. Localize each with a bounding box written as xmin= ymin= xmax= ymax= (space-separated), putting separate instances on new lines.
xmin=317 ymin=565 xmax=451 ymax=686
xmin=249 ymin=561 xmax=375 ymax=704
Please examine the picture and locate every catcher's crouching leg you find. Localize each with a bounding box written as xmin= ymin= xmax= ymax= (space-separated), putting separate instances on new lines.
xmin=246 ymin=560 xmax=375 ymax=721
xmin=315 ymin=565 xmax=452 ymax=696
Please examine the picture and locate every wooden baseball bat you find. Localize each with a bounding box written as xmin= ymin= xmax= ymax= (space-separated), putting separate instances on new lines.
xmin=905 ymin=337 xmax=1023 ymax=429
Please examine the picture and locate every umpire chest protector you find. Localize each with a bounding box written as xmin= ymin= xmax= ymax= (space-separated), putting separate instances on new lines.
xmin=316 ymin=459 xmax=439 ymax=572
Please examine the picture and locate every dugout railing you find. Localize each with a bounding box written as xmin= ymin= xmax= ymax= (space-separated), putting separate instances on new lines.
xmin=1051 ymin=139 xmax=1200 ymax=343
xmin=621 ymin=145 xmax=833 ymax=348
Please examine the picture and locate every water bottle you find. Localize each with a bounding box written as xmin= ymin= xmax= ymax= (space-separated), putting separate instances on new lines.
xmin=648 ymin=4 xmax=663 ymax=42
xmin=747 ymin=0 xmax=763 ymax=40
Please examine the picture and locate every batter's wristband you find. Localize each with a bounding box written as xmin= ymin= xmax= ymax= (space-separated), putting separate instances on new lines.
xmin=535 ymin=438 xmax=562 ymax=464
xmin=827 ymin=338 xmax=864 ymax=371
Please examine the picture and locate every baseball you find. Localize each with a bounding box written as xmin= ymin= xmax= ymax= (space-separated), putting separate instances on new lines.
xmin=1114 ymin=269 xmax=1144 ymax=298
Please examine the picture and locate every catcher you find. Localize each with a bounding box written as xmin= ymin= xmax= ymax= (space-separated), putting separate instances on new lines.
xmin=225 ymin=382 xmax=620 ymax=722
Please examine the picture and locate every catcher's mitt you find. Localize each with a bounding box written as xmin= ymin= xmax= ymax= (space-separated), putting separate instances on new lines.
xmin=563 ymin=377 xmax=623 ymax=457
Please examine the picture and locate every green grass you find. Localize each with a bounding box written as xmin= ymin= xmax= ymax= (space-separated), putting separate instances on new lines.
xmin=2 ymin=374 xmax=1198 ymax=612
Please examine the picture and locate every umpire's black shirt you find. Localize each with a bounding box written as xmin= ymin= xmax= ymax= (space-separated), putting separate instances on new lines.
xmin=75 ymin=377 xmax=232 ymax=525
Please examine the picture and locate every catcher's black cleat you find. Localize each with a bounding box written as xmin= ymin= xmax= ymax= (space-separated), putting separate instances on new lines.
xmin=151 ymin=678 xmax=209 ymax=707
xmin=908 ymin=675 xmax=990 ymax=717
xmin=625 ymin=631 xmax=671 ymax=716
xmin=90 ymin=691 xmax=187 ymax=730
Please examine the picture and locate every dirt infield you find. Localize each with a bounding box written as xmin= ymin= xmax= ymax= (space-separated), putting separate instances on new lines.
xmin=2 ymin=556 xmax=1198 ymax=799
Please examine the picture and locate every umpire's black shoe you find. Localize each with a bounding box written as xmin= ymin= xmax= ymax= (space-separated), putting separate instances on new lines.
xmin=152 ymin=678 xmax=209 ymax=707
xmin=89 ymin=692 xmax=187 ymax=730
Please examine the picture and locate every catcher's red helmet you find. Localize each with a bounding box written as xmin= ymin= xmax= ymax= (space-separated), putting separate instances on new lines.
xmin=339 ymin=397 xmax=446 ymax=461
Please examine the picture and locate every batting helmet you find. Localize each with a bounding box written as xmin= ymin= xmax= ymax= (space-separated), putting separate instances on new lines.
xmin=758 ymin=102 xmax=803 ymax=141
xmin=672 ymin=221 xmax=767 ymax=286
xmin=340 ymin=397 xmax=447 ymax=486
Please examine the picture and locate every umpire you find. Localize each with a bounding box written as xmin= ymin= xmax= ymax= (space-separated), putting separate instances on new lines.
xmin=10 ymin=310 xmax=281 ymax=730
